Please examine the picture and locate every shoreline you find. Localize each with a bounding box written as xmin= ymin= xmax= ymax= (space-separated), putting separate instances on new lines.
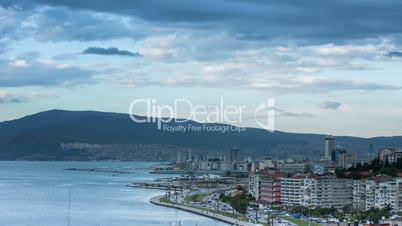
xmin=150 ymin=195 xmax=259 ymax=226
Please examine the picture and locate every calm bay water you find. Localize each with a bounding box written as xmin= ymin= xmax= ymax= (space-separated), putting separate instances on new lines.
xmin=0 ymin=161 xmax=228 ymax=226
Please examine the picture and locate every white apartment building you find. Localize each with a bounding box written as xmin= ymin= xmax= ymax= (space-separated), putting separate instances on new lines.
xmin=280 ymin=176 xmax=307 ymax=206
xmin=375 ymin=179 xmax=398 ymax=209
xmin=248 ymin=172 xmax=261 ymax=200
xmin=314 ymin=177 xmax=353 ymax=209
xmin=353 ymin=179 xmax=375 ymax=210
xmin=353 ymin=177 xmax=402 ymax=211
xmin=281 ymin=176 xmax=353 ymax=209
xmin=378 ymin=148 xmax=402 ymax=164
xmin=249 ymin=173 xmax=402 ymax=211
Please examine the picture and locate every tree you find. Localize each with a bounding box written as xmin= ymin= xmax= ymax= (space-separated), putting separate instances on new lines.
xmin=219 ymin=191 xmax=250 ymax=214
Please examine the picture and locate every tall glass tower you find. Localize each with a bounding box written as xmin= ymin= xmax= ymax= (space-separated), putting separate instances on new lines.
xmin=324 ymin=135 xmax=335 ymax=161
xmin=368 ymin=143 xmax=375 ymax=160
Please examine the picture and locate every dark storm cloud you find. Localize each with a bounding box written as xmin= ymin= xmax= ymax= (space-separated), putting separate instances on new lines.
xmin=32 ymin=7 xmax=140 ymax=42
xmin=3 ymin=0 xmax=402 ymax=43
xmin=318 ymin=101 xmax=342 ymax=110
xmin=387 ymin=51 xmax=402 ymax=58
xmin=83 ymin=47 xmax=141 ymax=57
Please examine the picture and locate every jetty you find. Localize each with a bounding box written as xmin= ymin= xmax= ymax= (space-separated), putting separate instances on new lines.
xmin=127 ymin=182 xmax=187 ymax=191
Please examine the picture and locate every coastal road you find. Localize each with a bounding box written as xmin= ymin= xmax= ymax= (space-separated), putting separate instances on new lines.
xmin=150 ymin=196 xmax=262 ymax=226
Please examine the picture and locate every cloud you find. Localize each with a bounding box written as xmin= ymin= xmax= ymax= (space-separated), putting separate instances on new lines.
xmin=138 ymin=33 xmax=251 ymax=62
xmin=265 ymin=107 xmax=313 ymax=118
xmin=0 ymin=58 xmax=96 ymax=87
xmin=0 ymin=6 xmax=32 ymax=41
xmin=52 ymin=53 xmax=77 ymax=61
xmin=138 ymin=36 xmax=389 ymax=72
xmin=95 ymin=73 xmax=153 ymax=88
xmin=0 ymin=2 xmax=399 ymax=69
xmin=248 ymin=76 xmax=402 ymax=93
xmin=0 ymin=6 xmax=144 ymax=42
xmin=0 ymin=90 xmax=25 ymax=103
xmin=0 ymin=40 xmax=9 ymax=54
xmin=4 ymin=0 xmax=402 ymax=44
xmin=83 ymin=47 xmax=141 ymax=57
xmin=0 ymin=90 xmax=57 ymax=103
xmin=103 ymin=62 xmax=402 ymax=93
xmin=1 ymin=1 xmax=401 ymax=96
xmin=387 ymin=51 xmax=402 ymax=58
xmin=18 ymin=51 xmax=41 ymax=60
xmin=318 ymin=101 xmax=342 ymax=110
xmin=280 ymin=111 xmax=314 ymax=118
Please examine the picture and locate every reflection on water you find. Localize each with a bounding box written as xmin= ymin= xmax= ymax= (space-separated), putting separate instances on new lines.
xmin=0 ymin=161 xmax=228 ymax=226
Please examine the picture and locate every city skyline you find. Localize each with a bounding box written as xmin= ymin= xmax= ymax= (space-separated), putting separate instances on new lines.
xmin=1 ymin=1 xmax=402 ymax=137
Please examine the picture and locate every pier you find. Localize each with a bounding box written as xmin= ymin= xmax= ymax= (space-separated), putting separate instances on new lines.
xmin=127 ymin=183 xmax=187 ymax=191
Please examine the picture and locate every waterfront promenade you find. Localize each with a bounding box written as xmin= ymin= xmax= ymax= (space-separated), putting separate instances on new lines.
xmin=150 ymin=195 xmax=261 ymax=226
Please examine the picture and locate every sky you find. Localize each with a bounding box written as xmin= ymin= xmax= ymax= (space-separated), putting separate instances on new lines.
xmin=1 ymin=0 xmax=402 ymax=137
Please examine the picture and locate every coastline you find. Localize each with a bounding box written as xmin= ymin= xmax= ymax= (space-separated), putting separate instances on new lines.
xmin=150 ymin=195 xmax=259 ymax=226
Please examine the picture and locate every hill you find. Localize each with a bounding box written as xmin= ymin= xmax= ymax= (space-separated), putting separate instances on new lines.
xmin=0 ymin=110 xmax=401 ymax=160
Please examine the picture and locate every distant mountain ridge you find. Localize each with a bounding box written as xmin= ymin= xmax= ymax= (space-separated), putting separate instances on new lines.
xmin=0 ymin=110 xmax=401 ymax=160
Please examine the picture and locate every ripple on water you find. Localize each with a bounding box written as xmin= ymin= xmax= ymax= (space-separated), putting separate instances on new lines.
xmin=0 ymin=161 xmax=229 ymax=226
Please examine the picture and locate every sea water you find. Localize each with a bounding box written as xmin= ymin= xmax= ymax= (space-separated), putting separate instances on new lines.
xmin=0 ymin=161 xmax=228 ymax=226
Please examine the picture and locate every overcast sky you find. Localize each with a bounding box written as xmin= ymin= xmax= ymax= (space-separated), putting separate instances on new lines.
xmin=1 ymin=0 xmax=402 ymax=137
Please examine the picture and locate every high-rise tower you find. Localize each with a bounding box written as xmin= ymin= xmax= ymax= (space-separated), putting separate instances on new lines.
xmin=368 ymin=143 xmax=375 ymax=160
xmin=324 ymin=135 xmax=335 ymax=161
xmin=231 ymin=146 xmax=240 ymax=162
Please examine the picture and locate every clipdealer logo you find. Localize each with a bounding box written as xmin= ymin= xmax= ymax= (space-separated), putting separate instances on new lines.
xmin=128 ymin=98 xmax=275 ymax=133
xmin=254 ymin=98 xmax=275 ymax=132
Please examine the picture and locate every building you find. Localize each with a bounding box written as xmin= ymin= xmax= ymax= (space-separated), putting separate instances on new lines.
xmin=248 ymin=172 xmax=261 ymax=200
xmin=236 ymin=162 xmax=249 ymax=172
xmin=337 ymin=150 xmax=355 ymax=169
xmin=324 ymin=135 xmax=335 ymax=161
xmin=186 ymin=149 xmax=192 ymax=161
xmin=259 ymin=158 xmax=275 ymax=170
xmin=219 ymin=162 xmax=234 ymax=171
xmin=280 ymin=175 xmax=353 ymax=209
xmin=314 ymin=177 xmax=353 ymax=209
xmin=250 ymin=161 xmax=259 ymax=172
xmin=248 ymin=170 xmax=356 ymax=209
xmin=280 ymin=176 xmax=309 ymax=207
xmin=176 ymin=151 xmax=183 ymax=163
xmin=311 ymin=163 xmax=326 ymax=175
xmin=353 ymin=179 xmax=368 ymax=210
xmin=230 ymin=147 xmax=240 ymax=162
xmin=199 ymin=161 xmax=211 ymax=170
xmin=368 ymin=143 xmax=375 ymax=160
xmin=278 ymin=163 xmax=308 ymax=174
xmin=378 ymin=148 xmax=402 ymax=164
xmin=374 ymin=178 xmax=398 ymax=210
xmin=331 ymin=145 xmax=346 ymax=162
xmin=398 ymin=177 xmax=402 ymax=211
xmin=259 ymin=172 xmax=284 ymax=204
xmin=353 ymin=177 xmax=402 ymax=211
xmin=331 ymin=146 xmax=355 ymax=169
